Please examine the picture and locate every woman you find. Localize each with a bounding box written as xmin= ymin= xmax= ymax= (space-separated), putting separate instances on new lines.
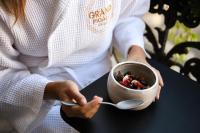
xmin=0 ymin=0 xmax=164 ymax=133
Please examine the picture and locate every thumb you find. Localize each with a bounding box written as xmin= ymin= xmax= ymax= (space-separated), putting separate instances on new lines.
xmin=84 ymin=96 xmax=103 ymax=111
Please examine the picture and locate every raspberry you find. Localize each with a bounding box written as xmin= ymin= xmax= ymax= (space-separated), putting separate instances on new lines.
xmin=114 ymin=71 xmax=148 ymax=90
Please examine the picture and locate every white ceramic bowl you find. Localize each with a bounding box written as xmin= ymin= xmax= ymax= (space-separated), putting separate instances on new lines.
xmin=107 ymin=61 xmax=159 ymax=110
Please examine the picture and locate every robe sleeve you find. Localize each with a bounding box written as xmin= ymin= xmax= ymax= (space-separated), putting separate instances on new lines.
xmin=113 ymin=0 xmax=150 ymax=58
xmin=0 ymin=16 xmax=53 ymax=132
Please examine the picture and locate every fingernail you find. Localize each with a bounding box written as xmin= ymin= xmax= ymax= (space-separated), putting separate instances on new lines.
xmin=99 ymin=97 xmax=103 ymax=102
xmin=94 ymin=95 xmax=98 ymax=99
xmin=156 ymin=95 xmax=160 ymax=100
xmin=94 ymin=95 xmax=103 ymax=102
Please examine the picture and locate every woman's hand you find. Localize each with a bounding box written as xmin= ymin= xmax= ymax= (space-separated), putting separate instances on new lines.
xmin=127 ymin=45 xmax=164 ymax=100
xmin=44 ymin=80 xmax=103 ymax=119
xmin=62 ymin=96 xmax=102 ymax=119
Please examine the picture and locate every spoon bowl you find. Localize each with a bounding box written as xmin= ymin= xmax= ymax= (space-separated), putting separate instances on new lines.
xmin=61 ymin=99 xmax=143 ymax=110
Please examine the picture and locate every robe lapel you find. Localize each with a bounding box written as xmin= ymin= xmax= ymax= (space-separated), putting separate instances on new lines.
xmin=47 ymin=0 xmax=79 ymax=67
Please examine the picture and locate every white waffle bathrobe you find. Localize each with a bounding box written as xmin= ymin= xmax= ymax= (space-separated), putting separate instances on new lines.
xmin=0 ymin=0 xmax=149 ymax=132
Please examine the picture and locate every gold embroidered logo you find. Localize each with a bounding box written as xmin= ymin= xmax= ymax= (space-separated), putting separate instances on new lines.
xmin=86 ymin=0 xmax=114 ymax=33
xmin=88 ymin=4 xmax=112 ymax=25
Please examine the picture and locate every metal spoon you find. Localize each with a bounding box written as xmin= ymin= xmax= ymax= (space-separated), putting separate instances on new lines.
xmin=61 ymin=99 xmax=143 ymax=110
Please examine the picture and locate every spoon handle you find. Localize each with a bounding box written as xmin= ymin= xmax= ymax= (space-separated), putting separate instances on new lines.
xmin=61 ymin=101 xmax=116 ymax=107
xmin=61 ymin=101 xmax=78 ymax=106
xmin=100 ymin=102 xmax=116 ymax=107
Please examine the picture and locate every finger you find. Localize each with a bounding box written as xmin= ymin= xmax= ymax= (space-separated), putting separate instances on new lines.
xmin=156 ymin=85 xmax=161 ymax=100
xmin=66 ymin=83 xmax=87 ymax=106
xmin=62 ymin=105 xmax=81 ymax=118
xmin=156 ymin=70 xmax=164 ymax=87
xmin=87 ymin=96 xmax=103 ymax=110
xmin=93 ymin=95 xmax=103 ymax=101
xmin=83 ymin=96 xmax=103 ymax=118
xmin=62 ymin=96 xmax=103 ymax=119
xmin=59 ymin=91 xmax=73 ymax=102
xmin=69 ymin=90 xmax=87 ymax=106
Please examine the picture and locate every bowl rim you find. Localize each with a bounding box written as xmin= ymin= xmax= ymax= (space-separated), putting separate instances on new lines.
xmin=110 ymin=61 xmax=158 ymax=92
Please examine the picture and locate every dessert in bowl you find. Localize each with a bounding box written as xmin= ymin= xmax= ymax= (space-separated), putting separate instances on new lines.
xmin=107 ymin=61 xmax=159 ymax=110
